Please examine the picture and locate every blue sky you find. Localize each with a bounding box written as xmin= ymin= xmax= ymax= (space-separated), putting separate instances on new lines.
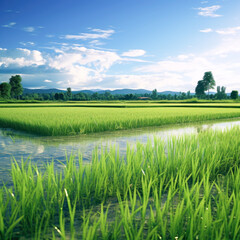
xmin=1 ymin=0 xmax=240 ymax=92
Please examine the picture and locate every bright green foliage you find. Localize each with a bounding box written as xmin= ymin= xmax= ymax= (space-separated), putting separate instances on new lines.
xmin=1 ymin=127 xmax=240 ymax=238
xmin=1 ymin=107 xmax=240 ymax=136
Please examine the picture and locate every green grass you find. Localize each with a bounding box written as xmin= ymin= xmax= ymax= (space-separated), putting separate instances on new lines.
xmin=1 ymin=107 xmax=240 ymax=136
xmin=1 ymin=127 xmax=240 ymax=239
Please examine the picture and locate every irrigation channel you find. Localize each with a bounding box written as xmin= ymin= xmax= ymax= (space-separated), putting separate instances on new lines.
xmin=1 ymin=118 xmax=240 ymax=184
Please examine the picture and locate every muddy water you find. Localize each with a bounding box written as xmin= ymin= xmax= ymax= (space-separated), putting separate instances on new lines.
xmin=1 ymin=119 xmax=240 ymax=182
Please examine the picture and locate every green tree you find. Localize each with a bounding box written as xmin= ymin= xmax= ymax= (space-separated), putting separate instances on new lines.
xmin=0 ymin=82 xmax=11 ymax=98
xmin=54 ymin=93 xmax=59 ymax=100
xmin=59 ymin=92 xmax=65 ymax=100
xmin=230 ymin=90 xmax=238 ymax=100
xmin=151 ymin=89 xmax=158 ymax=100
xmin=104 ymin=91 xmax=112 ymax=100
xmin=203 ymin=71 xmax=216 ymax=96
xmin=195 ymin=80 xmax=206 ymax=96
xmin=9 ymin=75 xmax=23 ymax=99
xmin=67 ymin=87 xmax=72 ymax=100
xmin=195 ymin=72 xmax=216 ymax=98
xmin=215 ymin=86 xmax=227 ymax=100
xmin=92 ymin=92 xmax=99 ymax=100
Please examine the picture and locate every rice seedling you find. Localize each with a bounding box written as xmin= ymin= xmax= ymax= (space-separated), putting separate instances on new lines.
xmin=1 ymin=126 xmax=240 ymax=239
xmin=1 ymin=106 xmax=240 ymax=136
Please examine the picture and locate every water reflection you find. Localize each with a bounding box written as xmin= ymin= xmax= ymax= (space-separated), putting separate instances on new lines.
xmin=1 ymin=119 xmax=240 ymax=182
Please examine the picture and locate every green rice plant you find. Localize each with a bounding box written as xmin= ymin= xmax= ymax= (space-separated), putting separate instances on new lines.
xmin=0 ymin=188 xmax=24 ymax=240
xmin=1 ymin=106 xmax=240 ymax=136
xmin=1 ymin=127 xmax=240 ymax=238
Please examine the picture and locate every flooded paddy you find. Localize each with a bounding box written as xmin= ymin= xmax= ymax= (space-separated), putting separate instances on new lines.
xmin=1 ymin=118 xmax=240 ymax=183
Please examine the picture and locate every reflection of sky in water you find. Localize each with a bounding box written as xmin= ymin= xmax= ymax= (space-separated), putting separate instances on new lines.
xmin=1 ymin=119 xmax=240 ymax=183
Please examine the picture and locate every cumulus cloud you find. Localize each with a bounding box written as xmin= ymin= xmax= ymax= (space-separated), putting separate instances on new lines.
xmin=197 ymin=5 xmax=222 ymax=17
xmin=63 ymin=29 xmax=115 ymax=40
xmin=122 ymin=49 xmax=146 ymax=57
xmin=48 ymin=46 xmax=121 ymax=87
xmin=23 ymin=27 xmax=35 ymax=32
xmin=2 ymin=22 xmax=16 ymax=28
xmin=0 ymin=48 xmax=45 ymax=68
xmin=1 ymin=29 xmax=240 ymax=92
xmin=133 ymin=32 xmax=240 ymax=91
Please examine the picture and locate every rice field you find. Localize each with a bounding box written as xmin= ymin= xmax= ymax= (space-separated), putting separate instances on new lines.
xmin=1 ymin=102 xmax=240 ymax=109
xmin=1 ymin=127 xmax=240 ymax=239
xmin=1 ymin=106 xmax=240 ymax=136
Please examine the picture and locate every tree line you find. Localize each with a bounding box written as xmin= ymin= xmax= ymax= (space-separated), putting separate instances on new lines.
xmin=195 ymin=71 xmax=238 ymax=100
xmin=0 ymin=73 xmax=239 ymax=101
xmin=0 ymin=75 xmax=23 ymax=99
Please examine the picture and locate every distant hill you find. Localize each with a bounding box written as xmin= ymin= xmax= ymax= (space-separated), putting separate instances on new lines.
xmin=23 ymin=88 xmax=65 ymax=94
xmin=23 ymin=88 xmax=183 ymax=95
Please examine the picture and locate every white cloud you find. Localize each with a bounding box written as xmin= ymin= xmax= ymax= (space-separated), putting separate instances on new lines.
xmin=200 ymin=28 xmax=213 ymax=33
xmin=177 ymin=54 xmax=194 ymax=60
xmin=2 ymin=22 xmax=16 ymax=28
xmin=216 ymin=26 xmax=240 ymax=35
xmin=63 ymin=29 xmax=114 ymax=40
xmin=197 ymin=5 xmax=222 ymax=17
xmin=89 ymin=40 xmax=104 ymax=46
xmin=23 ymin=27 xmax=35 ymax=32
xmin=48 ymin=46 xmax=121 ymax=87
xmin=122 ymin=49 xmax=146 ymax=57
xmin=133 ymin=32 xmax=240 ymax=91
xmin=107 ymin=73 xmax=185 ymax=90
xmin=2 ymin=29 xmax=240 ymax=92
xmin=20 ymin=41 xmax=35 ymax=46
xmin=0 ymin=48 xmax=45 ymax=68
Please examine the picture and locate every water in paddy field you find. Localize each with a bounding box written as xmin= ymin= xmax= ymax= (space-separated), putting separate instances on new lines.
xmin=1 ymin=119 xmax=240 ymax=183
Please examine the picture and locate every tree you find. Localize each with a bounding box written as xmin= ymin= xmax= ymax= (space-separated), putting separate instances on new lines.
xmin=0 ymin=82 xmax=11 ymax=98
xmin=54 ymin=93 xmax=59 ymax=100
xmin=151 ymin=89 xmax=158 ymax=100
xmin=59 ymin=92 xmax=65 ymax=100
xmin=203 ymin=71 xmax=215 ymax=96
xmin=9 ymin=75 xmax=23 ymax=99
xmin=67 ymin=87 xmax=72 ymax=100
xmin=195 ymin=72 xmax=216 ymax=98
xmin=195 ymin=80 xmax=206 ymax=96
xmin=215 ymin=86 xmax=227 ymax=100
xmin=230 ymin=90 xmax=238 ymax=100
xmin=104 ymin=91 xmax=112 ymax=100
